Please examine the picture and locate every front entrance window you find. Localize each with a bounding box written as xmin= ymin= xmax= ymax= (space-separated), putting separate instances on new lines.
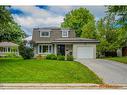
xmin=39 ymin=45 xmax=42 ymax=53
xmin=39 ymin=45 xmax=52 ymax=54
xmin=43 ymin=45 xmax=48 ymax=53
xmin=49 ymin=45 xmax=52 ymax=53
xmin=57 ymin=45 xmax=65 ymax=55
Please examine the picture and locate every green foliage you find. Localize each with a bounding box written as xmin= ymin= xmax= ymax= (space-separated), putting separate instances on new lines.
xmin=67 ymin=55 xmax=74 ymax=61
xmin=46 ymin=54 xmax=57 ymax=60
xmin=96 ymin=15 xmax=127 ymax=56
xmin=4 ymin=52 xmax=19 ymax=58
xmin=81 ymin=20 xmax=96 ymax=39
xmin=61 ymin=7 xmax=95 ymax=37
xmin=105 ymin=57 xmax=127 ymax=64
xmin=19 ymin=43 xmax=34 ymax=59
xmin=0 ymin=6 xmax=25 ymax=43
xmin=57 ymin=55 xmax=65 ymax=61
xmin=107 ymin=6 xmax=127 ymax=31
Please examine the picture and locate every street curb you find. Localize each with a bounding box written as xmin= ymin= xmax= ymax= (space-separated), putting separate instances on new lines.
xmin=0 ymin=83 xmax=127 ymax=89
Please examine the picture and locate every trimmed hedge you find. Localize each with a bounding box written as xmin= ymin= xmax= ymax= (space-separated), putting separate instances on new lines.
xmin=46 ymin=54 xmax=57 ymax=60
xmin=4 ymin=53 xmax=20 ymax=58
xmin=46 ymin=54 xmax=74 ymax=61
xmin=57 ymin=55 xmax=65 ymax=60
xmin=67 ymin=55 xmax=74 ymax=61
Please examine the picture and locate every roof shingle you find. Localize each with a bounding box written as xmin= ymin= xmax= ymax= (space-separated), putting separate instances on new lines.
xmin=0 ymin=42 xmax=18 ymax=47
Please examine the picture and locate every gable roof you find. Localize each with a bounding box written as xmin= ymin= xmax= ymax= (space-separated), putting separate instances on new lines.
xmin=0 ymin=42 xmax=19 ymax=47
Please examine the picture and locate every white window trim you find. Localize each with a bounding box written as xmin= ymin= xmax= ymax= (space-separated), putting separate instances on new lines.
xmin=62 ymin=30 xmax=69 ymax=37
xmin=40 ymin=31 xmax=50 ymax=37
xmin=0 ymin=47 xmax=18 ymax=53
xmin=38 ymin=44 xmax=52 ymax=54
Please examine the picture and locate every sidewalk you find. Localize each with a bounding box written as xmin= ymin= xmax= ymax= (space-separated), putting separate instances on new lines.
xmin=0 ymin=83 xmax=127 ymax=89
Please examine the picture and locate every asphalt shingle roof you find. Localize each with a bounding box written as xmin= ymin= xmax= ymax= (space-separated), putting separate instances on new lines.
xmin=52 ymin=38 xmax=99 ymax=43
xmin=0 ymin=42 xmax=18 ymax=47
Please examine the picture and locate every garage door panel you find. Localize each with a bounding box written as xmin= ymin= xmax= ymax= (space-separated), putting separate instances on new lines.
xmin=77 ymin=47 xmax=94 ymax=58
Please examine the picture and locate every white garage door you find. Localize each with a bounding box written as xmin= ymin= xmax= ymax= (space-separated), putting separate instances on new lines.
xmin=77 ymin=46 xmax=94 ymax=58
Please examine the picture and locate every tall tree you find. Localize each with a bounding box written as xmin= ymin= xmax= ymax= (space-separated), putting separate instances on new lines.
xmin=81 ymin=20 xmax=96 ymax=38
xmin=61 ymin=7 xmax=95 ymax=37
xmin=0 ymin=6 xmax=24 ymax=43
xmin=96 ymin=15 xmax=127 ymax=56
xmin=107 ymin=6 xmax=127 ymax=29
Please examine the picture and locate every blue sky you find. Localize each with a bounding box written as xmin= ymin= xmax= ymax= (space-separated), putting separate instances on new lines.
xmin=9 ymin=6 xmax=106 ymax=35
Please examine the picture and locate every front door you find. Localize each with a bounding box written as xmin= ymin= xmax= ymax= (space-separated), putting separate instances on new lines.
xmin=57 ymin=45 xmax=65 ymax=55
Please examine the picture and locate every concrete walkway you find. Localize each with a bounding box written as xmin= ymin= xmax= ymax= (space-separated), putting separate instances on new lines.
xmin=0 ymin=83 xmax=127 ymax=89
xmin=77 ymin=59 xmax=127 ymax=84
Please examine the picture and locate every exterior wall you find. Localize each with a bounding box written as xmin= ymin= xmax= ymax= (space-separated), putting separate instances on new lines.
xmin=34 ymin=43 xmax=53 ymax=57
xmin=34 ymin=43 xmax=73 ymax=57
xmin=117 ymin=48 xmax=122 ymax=57
xmin=65 ymin=44 xmax=73 ymax=56
xmin=122 ymin=47 xmax=127 ymax=56
xmin=0 ymin=46 xmax=19 ymax=56
xmin=32 ymin=28 xmax=76 ymax=42
xmin=34 ymin=43 xmax=97 ymax=59
xmin=73 ymin=43 xmax=96 ymax=59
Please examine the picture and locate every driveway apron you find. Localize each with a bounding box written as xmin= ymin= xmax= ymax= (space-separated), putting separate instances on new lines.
xmin=77 ymin=59 xmax=127 ymax=84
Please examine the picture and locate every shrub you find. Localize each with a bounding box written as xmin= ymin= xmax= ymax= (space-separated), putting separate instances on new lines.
xmin=4 ymin=53 xmax=18 ymax=58
xmin=46 ymin=54 xmax=57 ymax=60
xmin=57 ymin=55 xmax=65 ymax=60
xmin=67 ymin=55 xmax=74 ymax=61
xmin=19 ymin=43 xmax=34 ymax=59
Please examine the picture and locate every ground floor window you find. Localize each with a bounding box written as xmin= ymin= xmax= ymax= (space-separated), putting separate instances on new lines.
xmin=0 ymin=47 xmax=18 ymax=53
xmin=38 ymin=45 xmax=52 ymax=54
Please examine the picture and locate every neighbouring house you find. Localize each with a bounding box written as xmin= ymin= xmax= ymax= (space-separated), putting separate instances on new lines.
xmin=32 ymin=28 xmax=99 ymax=59
xmin=0 ymin=42 xmax=19 ymax=57
xmin=116 ymin=42 xmax=127 ymax=57
xmin=24 ymin=36 xmax=33 ymax=47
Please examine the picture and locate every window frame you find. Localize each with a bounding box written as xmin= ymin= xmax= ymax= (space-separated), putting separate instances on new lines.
xmin=62 ymin=30 xmax=69 ymax=37
xmin=40 ymin=31 xmax=50 ymax=37
xmin=38 ymin=44 xmax=52 ymax=54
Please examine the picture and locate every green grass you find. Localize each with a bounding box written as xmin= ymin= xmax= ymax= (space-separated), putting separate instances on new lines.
xmin=104 ymin=57 xmax=127 ymax=64
xmin=0 ymin=58 xmax=102 ymax=83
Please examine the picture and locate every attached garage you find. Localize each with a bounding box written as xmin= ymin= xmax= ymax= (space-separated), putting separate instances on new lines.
xmin=73 ymin=43 xmax=97 ymax=59
xmin=77 ymin=46 xmax=94 ymax=59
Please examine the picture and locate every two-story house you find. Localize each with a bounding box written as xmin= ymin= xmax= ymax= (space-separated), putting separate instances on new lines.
xmin=32 ymin=27 xmax=99 ymax=59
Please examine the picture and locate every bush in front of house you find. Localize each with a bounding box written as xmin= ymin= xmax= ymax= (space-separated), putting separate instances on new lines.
xmin=67 ymin=55 xmax=74 ymax=61
xmin=46 ymin=54 xmax=57 ymax=60
xmin=4 ymin=53 xmax=19 ymax=58
xmin=19 ymin=43 xmax=34 ymax=59
xmin=57 ymin=55 xmax=65 ymax=60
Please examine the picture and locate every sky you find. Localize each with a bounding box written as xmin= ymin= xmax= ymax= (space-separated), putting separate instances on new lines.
xmin=9 ymin=6 xmax=106 ymax=35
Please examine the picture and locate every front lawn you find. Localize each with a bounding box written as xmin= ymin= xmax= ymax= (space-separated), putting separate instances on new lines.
xmin=0 ymin=58 xmax=102 ymax=83
xmin=104 ymin=57 xmax=127 ymax=64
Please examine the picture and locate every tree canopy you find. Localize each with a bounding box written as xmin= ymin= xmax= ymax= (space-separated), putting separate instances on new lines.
xmin=96 ymin=15 xmax=127 ymax=56
xmin=0 ymin=6 xmax=24 ymax=43
xmin=107 ymin=6 xmax=127 ymax=29
xmin=61 ymin=7 xmax=95 ymax=38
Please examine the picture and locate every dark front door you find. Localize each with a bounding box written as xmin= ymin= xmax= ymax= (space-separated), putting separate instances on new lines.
xmin=57 ymin=45 xmax=65 ymax=55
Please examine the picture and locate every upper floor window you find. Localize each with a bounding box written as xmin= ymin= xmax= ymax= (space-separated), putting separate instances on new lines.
xmin=62 ymin=30 xmax=68 ymax=37
xmin=40 ymin=31 xmax=50 ymax=37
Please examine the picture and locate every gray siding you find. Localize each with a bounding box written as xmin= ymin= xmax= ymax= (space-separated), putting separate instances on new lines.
xmin=32 ymin=28 xmax=76 ymax=42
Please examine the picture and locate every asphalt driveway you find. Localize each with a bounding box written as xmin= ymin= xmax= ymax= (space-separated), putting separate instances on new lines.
xmin=77 ymin=59 xmax=127 ymax=84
